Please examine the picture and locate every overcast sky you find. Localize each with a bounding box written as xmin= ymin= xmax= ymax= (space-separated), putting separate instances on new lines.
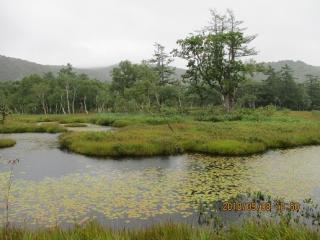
xmin=0 ymin=0 xmax=319 ymax=68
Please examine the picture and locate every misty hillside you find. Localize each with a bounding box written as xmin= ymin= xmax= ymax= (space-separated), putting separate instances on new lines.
xmin=0 ymin=55 xmax=120 ymax=81
xmin=255 ymin=60 xmax=320 ymax=82
xmin=1 ymin=55 xmax=320 ymax=83
xmin=0 ymin=55 xmax=184 ymax=82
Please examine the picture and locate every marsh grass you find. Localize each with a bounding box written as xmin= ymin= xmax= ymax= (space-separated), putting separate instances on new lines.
xmin=1 ymin=220 xmax=319 ymax=240
xmin=0 ymin=122 xmax=66 ymax=134
xmin=0 ymin=139 xmax=16 ymax=148
xmin=4 ymin=110 xmax=320 ymax=157
xmin=59 ymin=119 xmax=320 ymax=157
xmin=10 ymin=113 xmax=186 ymax=127
xmin=63 ymin=123 xmax=87 ymax=128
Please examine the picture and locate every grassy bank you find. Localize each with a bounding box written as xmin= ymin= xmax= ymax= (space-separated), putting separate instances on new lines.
xmin=0 ymin=138 xmax=16 ymax=148
xmin=0 ymin=122 xmax=66 ymax=134
xmin=59 ymin=119 xmax=320 ymax=157
xmin=63 ymin=123 xmax=87 ymax=127
xmin=3 ymin=110 xmax=320 ymax=157
xmin=10 ymin=113 xmax=185 ymax=127
xmin=1 ymin=220 xmax=320 ymax=240
xmin=1 ymin=113 xmax=183 ymax=133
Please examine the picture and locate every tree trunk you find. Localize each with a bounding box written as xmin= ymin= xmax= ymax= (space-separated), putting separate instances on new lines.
xmin=60 ymin=95 xmax=66 ymax=114
xmin=83 ymin=96 xmax=88 ymax=114
xmin=147 ymin=89 xmax=151 ymax=110
xmin=223 ymin=93 xmax=234 ymax=112
xmin=42 ymin=102 xmax=47 ymax=115
xmin=72 ymin=88 xmax=76 ymax=114
xmin=178 ymin=95 xmax=182 ymax=110
xmin=65 ymin=85 xmax=70 ymax=114
xmin=41 ymin=94 xmax=47 ymax=115
xmin=197 ymin=87 xmax=205 ymax=107
xmin=155 ymin=93 xmax=161 ymax=112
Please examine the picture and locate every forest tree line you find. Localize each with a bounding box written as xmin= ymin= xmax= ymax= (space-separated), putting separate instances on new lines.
xmin=0 ymin=60 xmax=320 ymax=114
xmin=1 ymin=10 xmax=320 ymax=114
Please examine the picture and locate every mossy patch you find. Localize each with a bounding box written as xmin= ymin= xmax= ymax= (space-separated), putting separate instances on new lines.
xmin=0 ymin=138 xmax=16 ymax=148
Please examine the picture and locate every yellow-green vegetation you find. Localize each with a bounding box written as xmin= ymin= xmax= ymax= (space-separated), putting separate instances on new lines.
xmin=10 ymin=113 xmax=185 ymax=127
xmin=63 ymin=123 xmax=87 ymax=127
xmin=59 ymin=116 xmax=320 ymax=157
xmin=3 ymin=109 xmax=320 ymax=157
xmin=1 ymin=113 xmax=184 ymax=133
xmin=0 ymin=122 xmax=65 ymax=134
xmin=0 ymin=139 xmax=16 ymax=148
xmin=1 ymin=220 xmax=320 ymax=240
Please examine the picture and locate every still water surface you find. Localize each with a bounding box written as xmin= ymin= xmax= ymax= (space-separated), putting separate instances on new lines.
xmin=0 ymin=128 xmax=320 ymax=227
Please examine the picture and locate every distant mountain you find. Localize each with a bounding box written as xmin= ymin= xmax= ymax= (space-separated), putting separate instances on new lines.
xmin=256 ymin=60 xmax=320 ymax=83
xmin=0 ymin=55 xmax=185 ymax=82
xmin=0 ymin=55 xmax=118 ymax=81
xmin=1 ymin=55 xmax=319 ymax=83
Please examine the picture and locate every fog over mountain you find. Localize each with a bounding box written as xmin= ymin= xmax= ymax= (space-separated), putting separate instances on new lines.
xmin=0 ymin=55 xmax=319 ymax=83
xmin=0 ymin=55 xmax=185 ymax=82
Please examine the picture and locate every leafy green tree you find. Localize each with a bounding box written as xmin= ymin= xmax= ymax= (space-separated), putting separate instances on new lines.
xmin=111 ymin=61 xmax=139 ymax=96
xmin=296 ymin=83 xmax=311 ymax=110
xmin=125 ymin=79 xmax=155 ymax=111
xmin=32 ymin=81 xmax=50 ymax=115
xmin=279 ymin=65 xmax=300 ymax=109
xmin=0 ymin=89 xmax=10 ymax=124
xmin=305 ymin=75 xmax=320 ymax=110
xmin=149 ymin=43 xmax=175 ymax=85
xmin=258 ymin=65 xmax=309 ymax=110
xmin=58 ymin=63 xmax=77 ymax=114
xmin=18 ymin=74 xmax=44 ymax=113
xmin=236 ymin=80 xmax=261 ymax=108
xmin=95 ymin=83 xmax=112 ymax=113
xmin=112 ymin=62 xmax=164 ymax=112
xmin=175 ymin=9 xmax=257 ymax=111
xmin=259 ymin=67 xmax=282 ymax=107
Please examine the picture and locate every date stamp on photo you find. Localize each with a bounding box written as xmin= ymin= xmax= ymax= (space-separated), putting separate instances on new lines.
xmin=222 ymin=201 xmax=300 ymax=212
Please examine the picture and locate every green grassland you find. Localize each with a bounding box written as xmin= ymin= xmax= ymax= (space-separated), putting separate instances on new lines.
xmin=58 ymin=110 xmax=320 ymax=157
xmin=2 ymin=220 xmax=320 ymax=240
xmin=2 ymin=110 xmax=320 ymax=239
xmin=8 ymin=112 xmax=185 ymax=127
xmin=2 ymin=109 xmax=320 ymax=157
xmin=0 ymin=121 xmax=65 ymax=134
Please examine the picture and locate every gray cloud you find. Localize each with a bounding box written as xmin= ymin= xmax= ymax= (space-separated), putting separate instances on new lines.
xmin=0 ymin=0 xmax=319 ymax=68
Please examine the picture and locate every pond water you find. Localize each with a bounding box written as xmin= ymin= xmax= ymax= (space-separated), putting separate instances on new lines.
xmin=0 ymin=129 xmax=320 ymax=228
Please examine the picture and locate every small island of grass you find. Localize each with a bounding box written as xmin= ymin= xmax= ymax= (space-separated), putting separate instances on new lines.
xmin=0 ymin=138 xmax=16 ymax=148
xmin=0 ymin=122 xmax=66 ymax=134
xmin=59 ymin=110 xmax=320 ymax=158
